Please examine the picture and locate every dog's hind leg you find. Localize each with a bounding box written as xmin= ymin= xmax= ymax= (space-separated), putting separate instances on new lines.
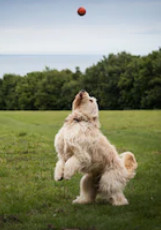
xmin=109 ymin=191 xmax=128 ymax=206
xmin=99 ymin=169 xmax=128 ymax=206
xmin=73 ymin=174 xmax=97 ymax=204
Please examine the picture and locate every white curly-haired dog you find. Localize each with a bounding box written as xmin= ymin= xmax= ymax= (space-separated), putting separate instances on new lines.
xmin=54 ymin=90 xmax=137 ymax=205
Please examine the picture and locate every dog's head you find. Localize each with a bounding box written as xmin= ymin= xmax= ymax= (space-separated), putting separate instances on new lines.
xmin=72 ymin=90 xmax=99 ymax=119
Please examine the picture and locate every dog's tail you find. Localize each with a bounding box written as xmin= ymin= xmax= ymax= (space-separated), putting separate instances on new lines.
xmin=120 ymin=152 xmax=138 ymax=179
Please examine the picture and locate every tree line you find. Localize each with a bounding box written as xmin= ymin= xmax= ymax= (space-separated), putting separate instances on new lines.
xmin=0 ymin=49 xmax=161 ymax=110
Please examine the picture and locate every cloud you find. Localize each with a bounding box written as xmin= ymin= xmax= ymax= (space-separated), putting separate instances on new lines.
xmin=0 ymin=23 xmax=161 ymax=55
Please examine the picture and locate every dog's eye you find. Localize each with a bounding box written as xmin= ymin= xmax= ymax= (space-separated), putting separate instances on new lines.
xmin=89 ymin=99 xmax=93 ymax=103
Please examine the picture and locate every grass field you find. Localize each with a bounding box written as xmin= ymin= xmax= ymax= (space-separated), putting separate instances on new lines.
xmin=0 ymin=110 xmax=161 ymax=230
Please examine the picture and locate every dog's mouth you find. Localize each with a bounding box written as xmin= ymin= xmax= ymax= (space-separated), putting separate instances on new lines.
xmin=79 ymin=89 xmax=88 ymax=100
xmin=79 ymin=92 xmax=83 ymax=100
xmin=73 ymin=90 xmax=89 ymax=110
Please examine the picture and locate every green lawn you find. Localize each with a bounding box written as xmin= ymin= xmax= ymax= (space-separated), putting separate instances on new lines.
xmin=0 ymin=111 xmax=161 ymax=230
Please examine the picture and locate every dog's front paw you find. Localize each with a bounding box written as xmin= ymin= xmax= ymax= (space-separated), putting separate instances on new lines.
xmin=63 ymin=172 xmax=72 ymax=180
xmin=63 ymin=167 xmax=75 ymax=180
xmin=54 ymin=160 xmax=65 ymax=182
xmin=54 ymin=175 xmax=64 ymax=182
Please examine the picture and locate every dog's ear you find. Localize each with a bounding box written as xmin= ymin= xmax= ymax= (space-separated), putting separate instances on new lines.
xmin=72 ymin=94 xmax=81 ymax=110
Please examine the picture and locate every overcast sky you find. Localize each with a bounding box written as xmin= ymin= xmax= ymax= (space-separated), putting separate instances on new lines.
xmin=0 ymin=0 xmax=161 ymax=55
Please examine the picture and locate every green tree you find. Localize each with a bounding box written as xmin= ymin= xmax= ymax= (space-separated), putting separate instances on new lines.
xmin=0 ymin=49 xmax=161 ymax=110
xmin=1 ymin=74 xmax=21 ymax=110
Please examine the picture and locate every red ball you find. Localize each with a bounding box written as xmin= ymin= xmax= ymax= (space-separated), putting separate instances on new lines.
xmin=77 ymin=7 xmax=86 ymax=16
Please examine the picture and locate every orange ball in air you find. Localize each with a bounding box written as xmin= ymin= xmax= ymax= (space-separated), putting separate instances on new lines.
xmin=77 ymin=7 xmax=86 ymax=16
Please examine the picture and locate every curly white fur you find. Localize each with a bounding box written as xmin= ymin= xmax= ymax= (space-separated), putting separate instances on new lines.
xmin=54 ymin=91 xmax=138 ymax=205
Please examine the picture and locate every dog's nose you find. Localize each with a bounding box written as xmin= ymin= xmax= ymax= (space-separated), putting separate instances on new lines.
xmin=80 ymin=89 xmax=86 ymax=93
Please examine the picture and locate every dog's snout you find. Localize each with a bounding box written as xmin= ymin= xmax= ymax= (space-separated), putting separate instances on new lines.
xmin=79 ymin=89 xmax=86 ymax=99
xmin=80 ymin=89 xmax=86 ymax=93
